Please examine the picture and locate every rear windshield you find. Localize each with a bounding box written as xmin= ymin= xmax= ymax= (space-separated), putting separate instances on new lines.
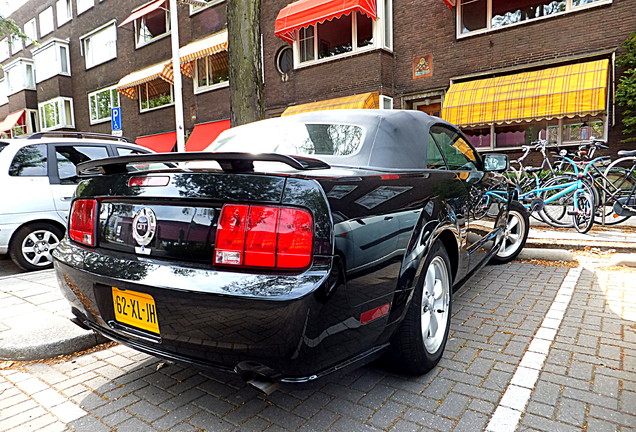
xmin=209 ymin=122 xmax=364 ymax=157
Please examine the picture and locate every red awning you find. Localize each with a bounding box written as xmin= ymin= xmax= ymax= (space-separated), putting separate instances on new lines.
xmin=442 ymin=0 xmax=455 ymax=9
xmin=119 ymin=0 xmax=165 ymax=27
xmin=275 ymin=0 xmax=377 ymax=43
xmin=186 ymin=120 xmax=231 ymax=152
xmin=136 ymin=131 xmax=176 ymax=153
xmin=0 ymin=110 xmax=25 ymax=133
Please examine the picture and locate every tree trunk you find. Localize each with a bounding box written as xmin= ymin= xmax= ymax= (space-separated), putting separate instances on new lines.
xmin=227 ymin=0 xmax=264 ymax=127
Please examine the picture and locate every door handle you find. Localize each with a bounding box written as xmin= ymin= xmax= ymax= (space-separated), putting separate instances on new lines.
xmin=61 ymin=196 xmax=73 ymax=201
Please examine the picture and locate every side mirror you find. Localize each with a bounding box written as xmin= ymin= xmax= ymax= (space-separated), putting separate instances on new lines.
xmin=483 ymin=154 xmax=509 ymax=172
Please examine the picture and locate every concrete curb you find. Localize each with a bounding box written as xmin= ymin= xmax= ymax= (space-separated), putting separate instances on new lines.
xmin=0 ymin=312 xmax=108 ymax=361
xmin=608 ymin=253 xmax=636 ymax=268
xmin=518 ymin=248 xmax=575 ymax=262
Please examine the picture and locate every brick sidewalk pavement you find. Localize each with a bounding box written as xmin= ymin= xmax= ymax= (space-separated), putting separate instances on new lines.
xmin=0 ymin=256 xmax=634 ymax=432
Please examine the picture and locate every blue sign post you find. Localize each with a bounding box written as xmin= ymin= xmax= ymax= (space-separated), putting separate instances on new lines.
xmin=111 ymin=107 xmax=122 ymax=136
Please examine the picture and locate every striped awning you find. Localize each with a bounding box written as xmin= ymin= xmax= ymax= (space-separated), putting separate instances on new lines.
xmin=117 ymin=61 xmax=173 ymax=100
xmin=161 ymin=30 xmax=228 ymax=82
xmin=442 ymin=59 xmax=609 ymax=127
xmin=275 ymin=0 xmax=376 ymax=43
xmin=442 ymin=0 xmax=455 ymax=8
xmin=281 ymin=92 xmax=379 ymax=116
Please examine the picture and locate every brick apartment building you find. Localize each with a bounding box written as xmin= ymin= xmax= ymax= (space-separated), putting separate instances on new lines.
xmin=1 ymin=0 xmax=635 ymax=155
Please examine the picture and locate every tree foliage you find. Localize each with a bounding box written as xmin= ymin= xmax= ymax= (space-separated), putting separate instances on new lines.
xmin=0 ymin=16 xmax=26 ymax=39
xmin=616 ymin=32 xmax=636 ymax=141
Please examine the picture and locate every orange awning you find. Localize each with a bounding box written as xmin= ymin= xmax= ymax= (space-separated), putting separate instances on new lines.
xmin=186 ymin=119 xmax=231 ymax=151
xmin=442 ymin=59 xmax=609 ymax=127
xmin=119 ymin=0 xmax=166 ymax=27
xmin=275 ymin=0 xmax=377 ymax=43
xmin=161 ymin=30 xmax=228 ymax=82
xmin=117 ymin=61 xmax=173 ymax=100
xmin=0 ymin=110 xmax=25 ymax=133
xmin=281 ymin=92 xmax=379 ymax=116
xmin=136 ymin=131 xmax=176 ymax=153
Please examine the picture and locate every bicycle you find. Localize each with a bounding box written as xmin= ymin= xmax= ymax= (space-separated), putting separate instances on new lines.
xmin=488 ymin=156 xmax=596 ymax=233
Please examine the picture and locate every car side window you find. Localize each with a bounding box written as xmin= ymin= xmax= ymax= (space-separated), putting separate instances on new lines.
xmin=430 ymin=125 xmax=478 ymax=171
xmin=9 ymin=144 xmax=48 ymax=177
xmin=56 ymin=145 xmax=109 ymax=183
xmin=116 ymin=147 xmax=148 ymax=156
xmin=426 ymin=134 xmax=447 ymax=170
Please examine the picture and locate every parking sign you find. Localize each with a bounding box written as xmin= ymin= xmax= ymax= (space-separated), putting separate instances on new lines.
xmin=111 ymin=107 xmax=122 ymax=131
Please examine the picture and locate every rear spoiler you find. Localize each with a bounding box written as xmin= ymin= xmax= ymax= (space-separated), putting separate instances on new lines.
xmin=77 ymin=151 xmax=331 ymax=176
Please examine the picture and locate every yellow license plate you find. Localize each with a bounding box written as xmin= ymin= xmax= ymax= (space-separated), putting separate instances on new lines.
xmin=112 ymin=287 xmax=160 ymax=334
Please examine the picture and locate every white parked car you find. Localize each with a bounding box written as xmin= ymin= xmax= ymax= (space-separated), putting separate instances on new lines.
xmin=0 ymin=132 xmax=152 ymax=271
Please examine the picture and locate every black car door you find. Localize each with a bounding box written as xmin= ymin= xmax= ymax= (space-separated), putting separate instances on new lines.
xmin=429 ymin=124 xmax=505 ymax=270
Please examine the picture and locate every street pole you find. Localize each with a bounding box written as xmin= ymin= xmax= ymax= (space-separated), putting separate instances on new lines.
xmin=169 ymin=0 xmax=185 ymax=152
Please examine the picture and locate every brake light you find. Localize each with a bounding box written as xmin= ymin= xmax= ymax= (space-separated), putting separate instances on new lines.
xmin=214 ymin=204 xmax=313 ymax=269
xmin=69 ymin=199 xmax=98 ymax=246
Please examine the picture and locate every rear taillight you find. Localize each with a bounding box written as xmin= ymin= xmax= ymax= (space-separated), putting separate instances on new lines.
xmin=214 ymin=204 xmax=313 ymax=269
xmin=69 ymin=199 xmax=98 ymax=247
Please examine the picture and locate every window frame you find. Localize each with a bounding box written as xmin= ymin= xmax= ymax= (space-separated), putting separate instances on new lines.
xmin=56 ymin=0 xmax=73 ymax=26
xmin=76 ymin=0 xmax=94 ymax=15
xmin=462 ymin=115 xmax=608 ymax=151
xmin=80 ymin=21 xmax=118 ymax=69
xmin=88 ymin=85 xmax=120 ymax=125
xmin=0 ymin=78 xmax=8 ymax=106
xmin=3 ymin=58 xmax=36 ymax=95
xmin=138 ymin=82 xmax=174 ymax=113
xmin=456 ymin=0 xmax=613 ymax=38
xmin=32 ymin=39 xmax=71 ymax=83
xmin=134 ymin=2 xmax=171 ymax=49
xmin=38 ymin=6 xmax=55 ymax=37
xmin=292 ymin=1 xmax=392 ymax=69
xmin=9 ymin=33 xmax=22 ymax=56
xmin=24 ymin=19 xmax=37 ymax=46
xmin=193 ymin=52 xmax=229 ymax=94
xmin=189 ymin=0 xmax=224 ymax=15
xmin=38 ymin=96 xmax=75 ymax=131
xmin=0 ymin=38 xmax=9 ymax=62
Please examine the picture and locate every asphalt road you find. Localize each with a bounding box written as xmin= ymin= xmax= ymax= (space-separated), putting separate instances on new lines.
xmin=1 ymin=255 xmax=634 ymax=432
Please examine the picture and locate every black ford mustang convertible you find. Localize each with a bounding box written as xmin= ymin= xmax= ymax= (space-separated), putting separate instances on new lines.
xmin=53 ymin=110 xmax=528 ymax=393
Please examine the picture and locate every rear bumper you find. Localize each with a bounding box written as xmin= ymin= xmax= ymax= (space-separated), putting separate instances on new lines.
xmin=53 ymin=239 xmax=392 ymax=382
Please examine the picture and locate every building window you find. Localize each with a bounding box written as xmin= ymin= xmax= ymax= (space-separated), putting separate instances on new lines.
xmin=38 ymin=97 xmax=75 ymax=131
xmin=0 ymin=78 xmax=8 ymax=105
xmin=294 ymin=2 xmax=391 ymax=67
xmin=88 ymin=86 xmax=120 ymax=124
xmin=56 ymin=0 xmax=73 ymax=26
xmin=24 ymin=19 xmax=37 ymax=45
xmin=9 ymin=34 xmax=22 ymax=56
xmin=80 ymin=21 xmax=117 ymax=69
xmin=32 ymin=39 xmax=71 ymax=83
xmin=194 ymin=51 xmax=229 ymax=93
xmin=138 ymin=82 xmax=173 ymax=112
xmin=4 ymin=59 xmax=36 ymax=94
xmin=190 ymin=0 xmax=224 ymax=15
xmin=0 ymin=39 xmax=8 ymax=62
xmin=39 ymin=7 xmax=55 ymax=37
xmin=135 ymin=3 xmax=170 ymax=48
xmin=380 ymin=95 xmax=393 ymax=109
xmin=77 ymin=0 xmax=94 ymax=15
xmin=458 ymin=0 xmax=611 ymax=36
xmin=462 ymin=115 xmax=606 ymax=150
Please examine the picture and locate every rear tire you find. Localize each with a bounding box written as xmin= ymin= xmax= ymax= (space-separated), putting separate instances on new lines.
xmin=490 ymin=201 xmax=529 ymax=265
xmin=384 ymin=240 xmax=452 ymax=375
xmin=9 ymin=223 xmax=64 ymax=271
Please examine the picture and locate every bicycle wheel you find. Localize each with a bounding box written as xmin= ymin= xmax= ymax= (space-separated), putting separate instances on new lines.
xmin=600 ymin=158 xmax=636 ymax=225
xmin=572 ymin=188 xmax=595 ymax=234
xmin=538 ymin=174 xmax=578 ymax=228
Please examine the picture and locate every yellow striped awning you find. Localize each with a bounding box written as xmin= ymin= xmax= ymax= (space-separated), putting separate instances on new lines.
xmin=117 ymin=61 xmax=173 ymax=100
xmin=161 ymin=30 xmax=228 ymax=82
xmin=442 ymin=59 xmax=609 ymax=127
xmin=281 ymin=91 xmax=379 ymax=116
